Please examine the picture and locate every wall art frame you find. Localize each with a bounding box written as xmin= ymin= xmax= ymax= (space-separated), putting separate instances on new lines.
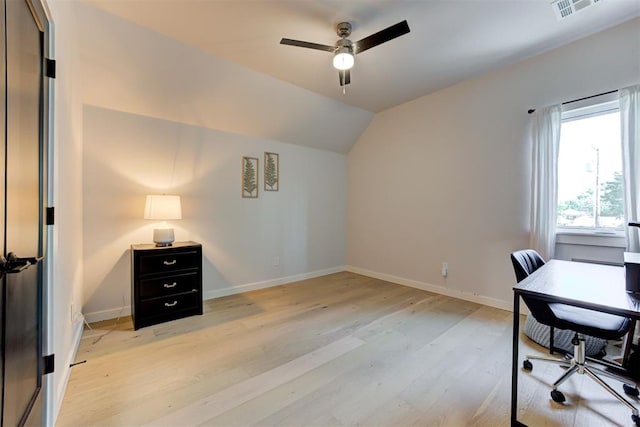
xmin=264 ymin=152 xmax=279 ymax=192
xmin=242 ymin=156 xmax=259 ymax=198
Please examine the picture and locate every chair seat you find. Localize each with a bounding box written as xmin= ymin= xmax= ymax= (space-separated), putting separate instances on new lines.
xmin=524 ymin=315 xmax=607 ymax=356
xmin=550 ymin=303 xmax=630 ymax=340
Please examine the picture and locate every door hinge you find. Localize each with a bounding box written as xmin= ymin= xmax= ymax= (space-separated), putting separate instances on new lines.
xmin=45 ymin=58 xmax=56 ymax=78
xmin=43 ymin=354 xmax=55 ymax=375
xmin=46 ymin=207 xmax=54 ymax=225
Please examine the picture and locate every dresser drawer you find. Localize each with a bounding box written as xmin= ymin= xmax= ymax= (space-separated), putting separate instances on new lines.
xmin=139 ymin=271 xmax=199 ymax=299
xmin=138 ymin=250 xmax=200 ymax=275
xmin=137 ymin=292 xmax=201 ymax=318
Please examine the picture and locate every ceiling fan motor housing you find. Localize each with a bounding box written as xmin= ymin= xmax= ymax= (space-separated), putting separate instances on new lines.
xmin=335 ymin=38 xmax=353 ymax=52
xmin=336 ymin=22 xmax=352 ymax=38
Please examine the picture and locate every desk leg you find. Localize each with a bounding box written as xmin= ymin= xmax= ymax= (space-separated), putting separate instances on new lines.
xmin=512 ymin=292 xmax=527 ymax=426
xmin=623 ymin=320 xmax=636 ymax=368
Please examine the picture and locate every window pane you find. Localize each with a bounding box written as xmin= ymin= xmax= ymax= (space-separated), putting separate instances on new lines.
xmin=557 ymin=110 xmax=623 ymax=231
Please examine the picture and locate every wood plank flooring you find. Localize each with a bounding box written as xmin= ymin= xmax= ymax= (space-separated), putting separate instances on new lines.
xmin=56 ymin=272 xmax=639 ymax=426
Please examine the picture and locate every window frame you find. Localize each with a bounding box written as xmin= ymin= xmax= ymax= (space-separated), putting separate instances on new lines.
xmin=556 ymin=92 xmax=624 ymax=238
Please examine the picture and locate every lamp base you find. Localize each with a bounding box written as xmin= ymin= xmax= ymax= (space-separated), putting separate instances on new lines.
xmin=153 ymin=228 xmax=175 ymax=247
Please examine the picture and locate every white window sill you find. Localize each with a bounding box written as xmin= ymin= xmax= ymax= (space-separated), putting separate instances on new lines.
xmin=556 ymin=230 xmax=627 ymax=248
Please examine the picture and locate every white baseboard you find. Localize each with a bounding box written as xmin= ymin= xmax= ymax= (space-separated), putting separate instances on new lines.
xmin=83 ymin=305 xmax=132 ymax=324
xmin=203 ymin=266 xmax=346 ymax=300
xmin=345 ymin=265 xmax=512 ymax=312
xmin=52 ymin=315 xmax=84 ymax=424
xmin=83 ymin=266 xmax=346 ymax=323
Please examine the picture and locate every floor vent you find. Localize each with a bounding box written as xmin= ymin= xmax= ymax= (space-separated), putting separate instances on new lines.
xmin=552 ymin=0 xmax=602 ymax=20
xmin=571 ymin=257 xmax=623 ymax=267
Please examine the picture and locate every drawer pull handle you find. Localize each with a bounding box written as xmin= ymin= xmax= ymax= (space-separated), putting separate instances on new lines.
xmin=165 ymin=301 xmax=178 ymax=307
xmin=164 ymin=282 xmax=178 ymax=289
xmin=163 ymin=260 xmax=177 ymax=266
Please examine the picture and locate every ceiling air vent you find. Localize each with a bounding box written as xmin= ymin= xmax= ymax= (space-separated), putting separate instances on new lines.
xmin=551 ymin=0 xmax=602 ymax=20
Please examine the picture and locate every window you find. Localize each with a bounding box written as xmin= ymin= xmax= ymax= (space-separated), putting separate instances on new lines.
xmin=557 ymin=97 xmax=623 ymax=232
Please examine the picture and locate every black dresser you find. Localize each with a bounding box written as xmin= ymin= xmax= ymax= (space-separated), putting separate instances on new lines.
xmin=131 ymin=241 xmax=203 ymax=330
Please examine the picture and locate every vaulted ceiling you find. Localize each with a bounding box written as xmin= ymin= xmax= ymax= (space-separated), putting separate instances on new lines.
xmin=83 ymin=0 xmax=640 ymax=113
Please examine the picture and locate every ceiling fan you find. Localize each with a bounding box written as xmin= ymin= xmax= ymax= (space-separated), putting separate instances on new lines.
xmin=280 ymin=20 xmax=410 ymax=89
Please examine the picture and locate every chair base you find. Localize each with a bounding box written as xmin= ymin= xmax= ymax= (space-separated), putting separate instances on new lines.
xmin=523 ymin=332 xmax=640 ymax=425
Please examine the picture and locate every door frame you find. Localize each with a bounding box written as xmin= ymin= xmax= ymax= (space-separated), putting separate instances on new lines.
xmin=0 ymin=1 xmax=5 ymax=420
xmin=20 ymin=0 xmax=54 ymax=424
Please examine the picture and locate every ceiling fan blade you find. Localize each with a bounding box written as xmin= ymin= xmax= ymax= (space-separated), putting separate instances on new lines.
xmin=280 ymin=38 xmax=335 ymax=53
xmin=354 ymin=20 xmax=410 ymax=54
xmin=338 ymin=70 xmax=351 ymax=87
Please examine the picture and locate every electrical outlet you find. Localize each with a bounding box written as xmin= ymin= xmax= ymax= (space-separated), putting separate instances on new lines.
xmin=273 ymin=255 xmax=280 ymax=266
xmin=69 ymin=302 xmax=84 ymax=324
xmin=442 ymin=262 xmax=449 ymax=277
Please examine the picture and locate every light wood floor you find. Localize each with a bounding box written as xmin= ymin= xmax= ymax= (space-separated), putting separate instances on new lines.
xmin=57 ymin=272 xmax=639 ymax=426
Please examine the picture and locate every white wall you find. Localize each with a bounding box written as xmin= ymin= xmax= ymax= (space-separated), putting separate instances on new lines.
xmin=46 ymin=0 xmax=84 ymax=422
xmin=77 ymin=5 xmax=347 ymax=321
xmin=555 ymin=234 xmax=625 ymax=265
xmin=82 ymin=106 xmax=347 ymax=320
xmin=77 ymin=3 xmax=372 ymax=154
xmin=347 ymin=18 xmax=640 ymax=309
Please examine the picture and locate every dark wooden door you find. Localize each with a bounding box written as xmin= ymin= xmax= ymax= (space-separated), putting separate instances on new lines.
xmin=2 ymin=0 xmax=46 ymax=425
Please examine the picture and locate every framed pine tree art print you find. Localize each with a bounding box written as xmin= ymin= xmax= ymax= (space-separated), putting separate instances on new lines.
xmin=242 ymin=156 xmax=259 ymax=198
xmin=264 ymin=152 xmax=279 ymax=192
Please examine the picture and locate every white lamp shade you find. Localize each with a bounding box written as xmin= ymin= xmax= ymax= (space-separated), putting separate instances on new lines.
xmin=144 ymin=195 xmax=182 ymax=220
xmin=333 ymin=49 xmax=354 ymax=71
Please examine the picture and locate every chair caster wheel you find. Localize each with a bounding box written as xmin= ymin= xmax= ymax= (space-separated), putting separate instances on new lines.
xmin=624 ymin=384 xmax=639 ymax=397
xmin=551 ymin=390 xmax=565 ymax=403
xmin=632 ymin=414 xmax=640 ymax=427
xmin=523 ymin=360 xmax=533 ymax=371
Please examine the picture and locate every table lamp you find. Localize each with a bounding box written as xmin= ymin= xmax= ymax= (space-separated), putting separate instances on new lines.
xmin=144 ymin=195 xmax=182 ymax=246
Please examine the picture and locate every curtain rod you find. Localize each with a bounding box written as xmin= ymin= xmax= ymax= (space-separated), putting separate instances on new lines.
xmin=527 ymin=89 xmax=618 ymax=114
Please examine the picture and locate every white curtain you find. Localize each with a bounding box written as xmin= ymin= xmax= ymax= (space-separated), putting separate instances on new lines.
xmin=530 ymin=105 xmax=562 ymax=260
xmin=621 ymin=84 xmax=640 ymax=252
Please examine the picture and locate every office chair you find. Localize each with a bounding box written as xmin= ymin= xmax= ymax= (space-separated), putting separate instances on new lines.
xmin=512 ymin=250 xmax=607 ymax=356
xmin=511 ymin=250 xmax=640 ymax=426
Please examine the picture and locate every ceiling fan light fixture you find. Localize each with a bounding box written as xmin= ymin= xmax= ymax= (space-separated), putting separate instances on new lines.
xmin=333 ymin=47 xmax=354 ymax=70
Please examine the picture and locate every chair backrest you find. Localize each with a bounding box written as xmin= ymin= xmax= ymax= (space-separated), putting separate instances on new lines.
xmin=510 ymin=249 xmax=557 ymax=326
xmin=510 ymin=249 xmax=545 ymax=283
